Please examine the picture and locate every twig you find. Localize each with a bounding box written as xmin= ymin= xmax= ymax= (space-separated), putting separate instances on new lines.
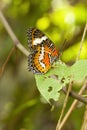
xmin=57 ymin=79 xmax=87 ymax=130
xmin=62 ymin=87 xmax=87 ymax=104
xmin=81 ymin=105 xmax=87 ymax=130
xmin=0 ymin=47 xmax=15 ymax=78
xmin=56 ymin=80 xmax=73 ymax=130
xmin=76 ymin=23 xmax=87 ymax=61
xmin=0 ymin=10 xmax=29 ymax=57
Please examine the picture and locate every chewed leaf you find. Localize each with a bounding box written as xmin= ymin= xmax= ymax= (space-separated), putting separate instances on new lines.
xmin=35 ymin=75 xmax=63 ymax=103
xmin=35 ymin=61 xmax=70 ymax=103
xmin=35 ymin=60 xmax=87 ymax=103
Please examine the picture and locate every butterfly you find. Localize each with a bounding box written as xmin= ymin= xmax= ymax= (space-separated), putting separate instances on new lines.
xmin=27 ymin=27 xmax=59 ymax=74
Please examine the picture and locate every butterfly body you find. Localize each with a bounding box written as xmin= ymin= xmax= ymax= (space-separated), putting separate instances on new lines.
xmin=27 ymin=28 xmax=59 ymax=74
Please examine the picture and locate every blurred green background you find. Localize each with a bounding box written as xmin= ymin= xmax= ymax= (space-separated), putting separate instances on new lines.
xmin=0 ymin=0 xmax=87 ymax=130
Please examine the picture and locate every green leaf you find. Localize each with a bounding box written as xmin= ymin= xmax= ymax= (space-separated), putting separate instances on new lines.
xmin=69 ymin=60 xmax=87 ymax=81
xmin=35 ymin=61 xmax=70 ymax=103
xmin=35 ymin=60 xmax=87 ymax=103
xmin=35 ymin=75 xmax=62 ymax=103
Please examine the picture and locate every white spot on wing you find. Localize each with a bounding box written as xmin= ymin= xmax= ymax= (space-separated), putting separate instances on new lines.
xmin=39 ymin=46 xmax=45 ymax=68
xmin=33 ymin=36 xmax=47 ymax=45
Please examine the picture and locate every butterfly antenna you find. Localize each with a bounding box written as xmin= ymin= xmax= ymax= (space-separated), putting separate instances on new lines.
xmin=59 ymin=39 xmax=68 ymax=52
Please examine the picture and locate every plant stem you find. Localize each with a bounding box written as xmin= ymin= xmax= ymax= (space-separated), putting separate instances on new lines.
xmin=57 ymin=80 xmax=87 ymax=130
xmin=0 ymin=10 xmax=29 ymax=57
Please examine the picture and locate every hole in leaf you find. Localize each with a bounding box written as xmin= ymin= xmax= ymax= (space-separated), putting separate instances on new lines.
xmin=61 ymin=77 xmax=65 ymax=83
xmin=48 ymin=75 xmax=58 ymax=80
xmin=48 ymin=86 xmax=53 ymax=92
xmin=44 ymin=76 xmax=48 ymax=79
xmin=49 ymin=98 xmax=54 ymax=103
xmin=54 ymin=74 xmax=58 ymax=80
xmin=49 ymin=98 xmax=57 ymax=105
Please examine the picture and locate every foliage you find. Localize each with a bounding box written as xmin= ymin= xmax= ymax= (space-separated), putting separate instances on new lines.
xmin=35 ymin=60 xmax=87 ymax=103
xmin=0 ymin=0 xmax=87 ymax=130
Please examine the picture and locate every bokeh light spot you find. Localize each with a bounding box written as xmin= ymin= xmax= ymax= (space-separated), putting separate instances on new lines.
xmin=36 ymin=17 xmax=50 ymax=30
xmin=65 ymin=12 xmax=75 ymax=25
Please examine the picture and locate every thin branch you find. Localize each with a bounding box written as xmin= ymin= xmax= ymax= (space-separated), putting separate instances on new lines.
xmin=0 ymin=47 xmax=15 ymax=78
xmin=0 ymin=10 xmax=29 ymax=57
xmin=57 ymin=79 xmax=87 ymax=130
xmin=56 ymin=80 xmax=73 ymax=130
xmin=62 ymin=87 xmax=87 ymax=104
xmin=81 ymin=105 xmax=87 ymax=130
xmin=76 ymin=23 xmax=87 ymax=61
